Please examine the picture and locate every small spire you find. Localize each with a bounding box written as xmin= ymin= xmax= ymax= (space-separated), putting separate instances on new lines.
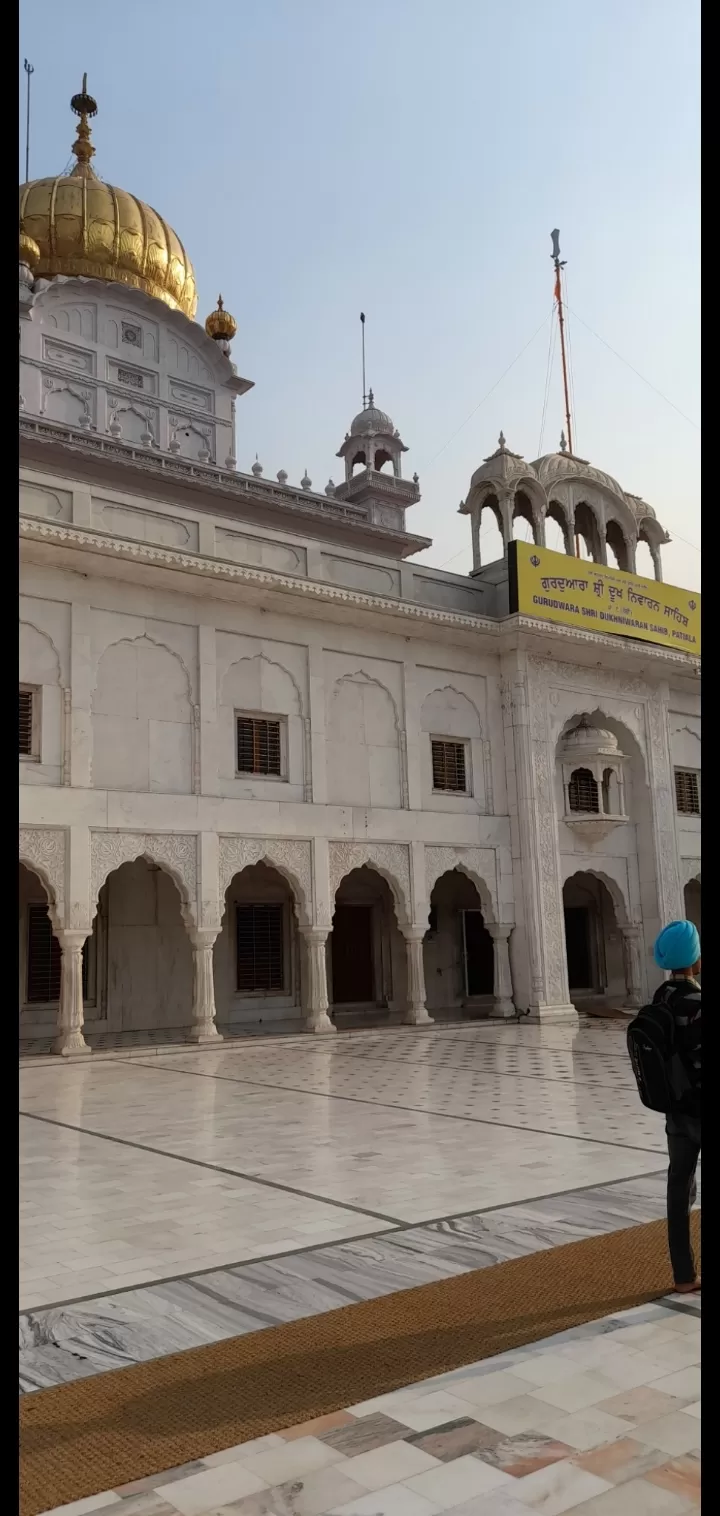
xmin=368 ymin=387 xmax=374 ymax=407
xmin=69 ymin=73 xmax=98 ymax=178
xmin=301 ymin=469 xmax=312 ymax=491
xmin=251 ymin=455 xmax=263 ymax=477
xmin=559 ymin=430 xmax=568 ymax=453
xmin=498 ymin=430 xmax=506 ymax=450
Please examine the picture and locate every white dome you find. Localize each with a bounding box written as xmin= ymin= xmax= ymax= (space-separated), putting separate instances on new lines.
xmin=561 ymin=716 xmax=620 ymax=759
xmin=350 ymin=392 xmax=396 ymax=437
xmin=531 ymin=451 xmax=625 ymax=499
xmin=470 ymin=433 xmax=536 ymax=492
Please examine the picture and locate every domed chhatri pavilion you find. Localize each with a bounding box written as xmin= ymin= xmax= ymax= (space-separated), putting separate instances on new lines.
xmin=19 ymin=83 xmax=699 ymax=1055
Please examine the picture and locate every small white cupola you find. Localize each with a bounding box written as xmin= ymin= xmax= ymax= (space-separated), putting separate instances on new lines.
xmin=559 ymin=716 xmax=628 ymax=843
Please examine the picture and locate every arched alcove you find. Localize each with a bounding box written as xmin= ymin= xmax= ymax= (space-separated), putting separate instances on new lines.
xmin=423 ymin=869 xmax=494 ymax=1020
xmin=214 ymin=861 xmax=304 ymax=1033
xmin=329 ymin=865 xmax=407 ymax=1026
xmin=91 ymin=857 xmax=193 ymax=1038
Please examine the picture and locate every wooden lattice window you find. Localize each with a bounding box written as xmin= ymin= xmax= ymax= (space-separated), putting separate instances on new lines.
xmin=236 ymin=716 xmax=282 ymax=777
xmin=431 ymin=739 xmax=467 ymax=793
xmin=568 ymin=768 xmax=600 ymax=813
xmin=675 ymin=769 xmax=700 ymax=816
xmin=236 ymin=903 xmax=284 ymax=992
xmin=19 ymin=688 xmax=34 ymax=757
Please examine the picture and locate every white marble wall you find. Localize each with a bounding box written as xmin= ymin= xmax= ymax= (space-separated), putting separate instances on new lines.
xmin=19 ymin=479 xmax=700 ymax=1036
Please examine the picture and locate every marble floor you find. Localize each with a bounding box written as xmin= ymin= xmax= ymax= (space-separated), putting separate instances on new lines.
xmin=20 ymin=1019 xmax=702 ymax=1395
xmin=20 ymin=1021 xmax=668 ymax=1311
xmin=36 ymin=1295 xmax=701 ymax=1515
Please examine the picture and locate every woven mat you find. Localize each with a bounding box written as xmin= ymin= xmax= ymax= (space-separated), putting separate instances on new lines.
xmin=20 ymin=1212 xmax=700 ymax=1516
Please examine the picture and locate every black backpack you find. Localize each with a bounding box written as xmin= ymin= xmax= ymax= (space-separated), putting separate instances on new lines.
xmin=627 ymin=987 xmax=692 ymax=1113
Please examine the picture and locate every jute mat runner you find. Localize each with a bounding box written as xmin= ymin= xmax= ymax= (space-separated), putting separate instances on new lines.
xmin=20 ymin=1213 xmax=700 ymax=1516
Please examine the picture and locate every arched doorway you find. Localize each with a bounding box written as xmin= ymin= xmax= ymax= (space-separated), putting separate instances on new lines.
xmin=330 ymin=866 xmax=406 ymax=1026
xmin=563 ymin=872 xmax=628 ymax=1011
xmin=215 ymin=862 xmax=303 ymax=1034
xmin=92 ymin=858 xmax=193 ymax=1038
xmin=684 ymin=878 xmax=701 ymax=938
xmin=424 ymin=869 xmax=494 ymax=1020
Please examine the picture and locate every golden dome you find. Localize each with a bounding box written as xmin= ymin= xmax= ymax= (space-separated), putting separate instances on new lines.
xmin=19 ymin=78 xmax=197 ymax=320
xmin=19 ymin=229 xmax=40 ymax=269
xmin=205 ymin=294 xmax=237 ymax=341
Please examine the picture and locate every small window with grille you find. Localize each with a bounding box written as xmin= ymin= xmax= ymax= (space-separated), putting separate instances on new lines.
xmin=25 ymin=905 xmax=91 ymax=1005
xmin=236 ymin=903 xmax=285 ymax=993
xmin=431 ymin=739 xmax=468 ymax=793
xmin=568 ymin=767 xmax=600 ymax=813
xmin=236 ymin=715 xmax=283 ymax=777
xmin=19 ymin=687 xmax=36 ymax=758
xmin=674 ymin=768 xmax=700 ymax=816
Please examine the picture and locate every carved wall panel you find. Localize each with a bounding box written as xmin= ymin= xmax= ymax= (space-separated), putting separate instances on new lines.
xmin=218 ymin=837 xmax=312 ymax=926
xmin=327 ymin=842 xmax=411 ymax=925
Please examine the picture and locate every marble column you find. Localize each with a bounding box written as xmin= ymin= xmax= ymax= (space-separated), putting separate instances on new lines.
xmin=55 ymin=930 xmax=90 ymax=1056
xmin=488 ymin=923 xmax=516 ymax=1019
xmin=621 ymin=924 xmax=644 ymax=1008
xmin=402 ymin=927 xmax=433 ymax=1025
xmin=188 ymin=930 xmax=222 ymax=1042
xmin=300 ymin=927 xmax=335 ymax=1034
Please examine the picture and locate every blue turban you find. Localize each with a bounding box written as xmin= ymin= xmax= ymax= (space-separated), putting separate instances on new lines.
xmin=654 ymin=920 xmax=701 ymax=972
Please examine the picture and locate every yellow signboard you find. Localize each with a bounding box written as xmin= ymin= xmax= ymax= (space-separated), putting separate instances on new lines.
xmin=509 ymin=541 xmax=700 ymax=656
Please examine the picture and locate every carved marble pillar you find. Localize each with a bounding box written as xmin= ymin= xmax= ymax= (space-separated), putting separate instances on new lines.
xmin=300 ymin=927 xmax=335 ymax=1034
xmin=471 ymin=509 xmax=481 ymax=571
xmin=501 ymin=664 xmax=578 ymax=1023
xmin=620 ymin=924 xmax=644 ymax=1008
xmin=55 ymin=930 xmax=91 ymax=1056
xmin=488 ymin=924 xmax=516 ymax=1019
xmin=499 ymin=491 xmax=513 ymax=554
xmin=402 ymin=927 xmax=433 ymax=1025
xmin=188 ymin=930 xmax=222 ymax=1043
xmin=651 ymin=545 xmax=663 ymax=583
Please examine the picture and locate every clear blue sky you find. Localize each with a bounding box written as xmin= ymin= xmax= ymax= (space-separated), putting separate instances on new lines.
xmin=20 ymin=0 xmax=700 ymax=590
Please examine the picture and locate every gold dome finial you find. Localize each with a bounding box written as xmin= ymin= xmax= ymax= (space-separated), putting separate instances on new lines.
xmin=205 ymin=293 xmax=238 ymax=343
xmin=69 ymin=73 xmax=98 ymax=178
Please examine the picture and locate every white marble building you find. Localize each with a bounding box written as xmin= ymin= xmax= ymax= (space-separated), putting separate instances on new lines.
xmin=19 ymin=86 xmax=700 ymax=1055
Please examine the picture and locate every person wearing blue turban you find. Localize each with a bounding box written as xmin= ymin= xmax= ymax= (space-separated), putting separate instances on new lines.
xmin=652 ymin=920 xmax=701 ymax=1292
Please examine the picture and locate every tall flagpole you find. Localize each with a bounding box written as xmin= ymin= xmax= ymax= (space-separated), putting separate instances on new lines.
xmin=360 ymin=312 xmax=367 ymax=409
xmin=550 ymin=230 xmax=578 ymax=553
xmin=550 ymin=229 xmax=573 ymax=456
xmin=24 ymin=59 xmax=34 ymax=182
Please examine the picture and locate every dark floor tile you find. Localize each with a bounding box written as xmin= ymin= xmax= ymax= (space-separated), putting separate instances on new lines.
xmin=474 ymin=1432 xmax=574 ymax=1477
xmin=321 ymin=1410 xmax=414 ymax=1455
xmin=407 ymin=1417 xmax=501 ymax=1461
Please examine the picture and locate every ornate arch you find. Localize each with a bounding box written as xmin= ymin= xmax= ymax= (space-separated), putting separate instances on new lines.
xmin=544 ymin=499 xmax=574 ymax=555
xmin=19 ymin=827 xmax=65 ymax=929
xmin=219 ymin=837 xmax=312 ymax=926
xmin=561 ymin=863 xmax=630 ymax=926
xmin=19 ymin=620 xmax=62 ymax=684
xmin=420 ymin=685 xmax=483 ymax=733
xmin=329 ymin=669 xmax=401 ymax=732
xmin=553 ymin=704 xmax=649 ymax=785
xmin=91 ymin=633 xmax=195 ymax=704
xmin=328 ymin=842 xmax=411 ymax=927
xmin=424 ymin=846 xmax=499 ymax=924
xmin=90 ymin=831 xmax=198 ymax=926
xmin=221 ymin=652 xmax=304 ymax=715
xmin=680 ymin=859 xmax=701 ymax=890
